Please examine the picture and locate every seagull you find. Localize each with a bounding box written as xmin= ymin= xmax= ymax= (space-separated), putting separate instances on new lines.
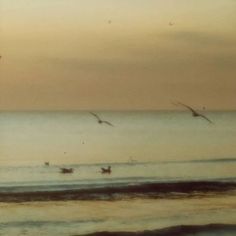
xmin=173 ymin=102 xmax=213 ymax=124
xmin=169 ymin=21 xmax=174 ymax=26
xmin=90 ymin=112 xmax=114 ymax=127
xmin=101 ymin=166 xmax=111 ymax=174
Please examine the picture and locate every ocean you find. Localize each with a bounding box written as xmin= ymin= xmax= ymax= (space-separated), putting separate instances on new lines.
xmin=0 ymin=111 xmax=236 ymax=235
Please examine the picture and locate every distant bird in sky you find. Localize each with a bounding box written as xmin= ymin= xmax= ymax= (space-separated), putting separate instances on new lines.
xmin=169 ymin=21 xmax=174 ymax=26
xmin=90 ymin=112 xmax=114 ymax=127
xmin=108 ymin=20 xmax=112 ymax=24
xmin=173 ymin=102 xmax=213 ymax=124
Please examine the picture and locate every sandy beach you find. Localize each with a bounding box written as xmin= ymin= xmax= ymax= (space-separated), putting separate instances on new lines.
xmin=0 ymin=192 xmax=236 ymax=235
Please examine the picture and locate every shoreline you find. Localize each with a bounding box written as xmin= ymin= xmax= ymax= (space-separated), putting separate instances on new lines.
xmin=0 ymin=180 xmax=236 ymax=202
xmin=78 ymin=224 xmax=236 ymax=236
xmin=0 ymin=197 xmax=235 ymax=236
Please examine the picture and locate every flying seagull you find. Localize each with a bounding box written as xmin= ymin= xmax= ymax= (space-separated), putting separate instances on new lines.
xmin=90 ymin=112 xmax=114 ymax=127
xmin=173 ymin=102 xmax=213 ymax=124
xmin=169 ymin=21 xmax=174 ymax=26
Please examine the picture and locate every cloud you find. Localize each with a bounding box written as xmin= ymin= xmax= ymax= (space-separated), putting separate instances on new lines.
xmin=158 ymin=30 xmax=236 ymax=48
xmin=38 ymin=29 xmax=236 ymax=74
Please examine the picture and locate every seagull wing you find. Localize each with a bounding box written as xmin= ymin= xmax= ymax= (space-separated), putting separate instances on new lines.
xmin=90 ymin=112 xmax=114 ymax=126
xmin=176 ymin=102 xmax=198 ymax=115
xmin=102 ymin=120 xmax=114 ymax=127
xmin=173 ymin=101 xmax=214 ymax=124
xmin=90 ymin=112 xmax=101 ymax=121
xmin=199 ymin=113 xmax=214 ymax=124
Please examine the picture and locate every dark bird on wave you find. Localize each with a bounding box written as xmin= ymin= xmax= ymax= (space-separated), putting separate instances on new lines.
xmin=60 ymin=168 xmax=74 ymax=174
xmin=173 ymin=102 xmax=213 ymax=124
xmin=90 ymin=112 xmax=114 ymax=127
xmin=101 ymin=166 xmax=111 ymax=174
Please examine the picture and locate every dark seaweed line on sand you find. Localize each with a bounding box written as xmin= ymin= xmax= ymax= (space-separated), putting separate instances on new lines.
xmin=0 ymin=181 xmax=236 ymax=202
xmin=77 ymin=224 xmax=236 ymax=236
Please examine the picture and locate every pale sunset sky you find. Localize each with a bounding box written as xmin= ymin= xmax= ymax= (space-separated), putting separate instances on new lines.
xmin=0 ymin=0 xmax=236 ymax=110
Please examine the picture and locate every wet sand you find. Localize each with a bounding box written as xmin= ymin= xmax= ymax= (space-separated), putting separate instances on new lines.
xmin=0 ymin=193 xmax=236 ymax=236
xmin=79 ymin=224 xmax=236 ymax=236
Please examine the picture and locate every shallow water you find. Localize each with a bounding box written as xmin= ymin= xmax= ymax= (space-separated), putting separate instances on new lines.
xmin=0 ymin=194 xmax=236 ymax=236
xmin=0 ymin=160 xmax=235 ymax=193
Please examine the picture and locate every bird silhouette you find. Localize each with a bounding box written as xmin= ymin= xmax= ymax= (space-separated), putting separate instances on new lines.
xmin=90 ymin=112 xmax=114 ymax=127
xmin=169 ymin=22 xmax=174 ymax=26
xmin=101 ymin=166 xmax=111 ymax=174
xmin=173 ymin=102 xmax=213 ymax=124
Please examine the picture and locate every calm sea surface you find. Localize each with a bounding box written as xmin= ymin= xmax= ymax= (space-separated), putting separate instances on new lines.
xmin=0 ymin=111 xmax=235 ymax=166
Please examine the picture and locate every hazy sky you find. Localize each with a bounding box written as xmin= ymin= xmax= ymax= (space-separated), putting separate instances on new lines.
xmin=1 ymin=0 xmax=236 ymax=110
